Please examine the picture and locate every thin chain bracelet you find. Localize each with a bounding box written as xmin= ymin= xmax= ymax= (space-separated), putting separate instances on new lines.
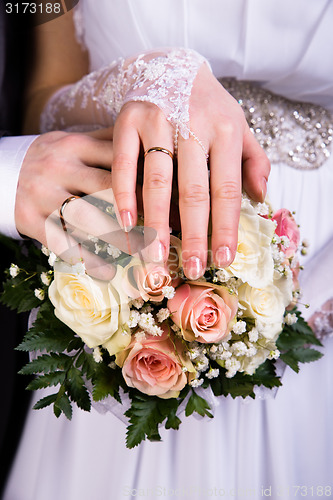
xmin=174 ymin=123 xmax=209 ymax=162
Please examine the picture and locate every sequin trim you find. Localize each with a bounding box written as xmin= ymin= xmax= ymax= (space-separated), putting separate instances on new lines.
xmin=220 ymin=78 xmax=333 ymax=170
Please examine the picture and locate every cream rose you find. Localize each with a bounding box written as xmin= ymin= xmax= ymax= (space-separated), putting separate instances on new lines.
xmin=226 ymin=198 xmax=276 ymax=288
xmin=238 ymin=272 xmax=293 ymax=340
xmin=168 ymin=282 xmax=238 ymax=343
xmin=48 ymin=263 xmax=131 ymax=355
xmin=116 ymin=327 xmax=195 ymax=398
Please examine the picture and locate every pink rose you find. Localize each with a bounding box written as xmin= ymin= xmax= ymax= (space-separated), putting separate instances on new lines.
xmin=168 ymin=282 xmax=238 ymax=343
xmin=116 ymin=327 xmax=195 ymax=398
xmin=272 ymin=208 xmax=300 ymax=258
xmin=124 ymin=260 xmax=173 ymax=302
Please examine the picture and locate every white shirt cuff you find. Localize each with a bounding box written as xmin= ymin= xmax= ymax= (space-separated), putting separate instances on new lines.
xmin=0 ymin=135 xmax=39 ymax=239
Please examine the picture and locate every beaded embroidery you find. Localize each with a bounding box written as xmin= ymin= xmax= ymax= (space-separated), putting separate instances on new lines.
xmin=221 ymin=78 xmax=333 ymax=170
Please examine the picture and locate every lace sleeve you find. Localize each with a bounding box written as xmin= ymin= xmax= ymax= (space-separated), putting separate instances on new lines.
xmin=299 ymin=238 xmax=333 ymax=340
xmin=40 ymin=48 xmax=208 ymax=136
xmin=308 ymin=300 xmax=333 ymax=340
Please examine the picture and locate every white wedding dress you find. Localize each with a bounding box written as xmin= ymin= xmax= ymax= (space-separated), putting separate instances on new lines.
xmin=4 ymin=1 xmax=333 ymax=499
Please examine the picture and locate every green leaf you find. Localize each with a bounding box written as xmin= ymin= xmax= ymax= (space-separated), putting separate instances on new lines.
xmin=92 ymin=364 xmax=122 ymax=403
xmin=16 ymin=301 xmax=77 ymax=353
xmin=18 ymin=353 xmax=72 ymax=375
xmin=125 ymin=393 xmax=171 ymax=448
xmin=65 ymin=366 xmax=91 ymax=411
xmin=210 ymin=370 xmax=256 ymax=399
xmin=165 ymin=411 xmax=182 ymax=431
xmin=251 ymin=360 xmax=282 ymax=390
xmin=185 ymin=390 xmax=213 ymax=418
xmin=1 ymin=278 xmax=42 ymax=313
xmin=54 ymin=393 xmax=73 ymax=420
xmin=33 ymin=393 xmax=58 ymax=410
xmin=26 ymin=371 xmax=66 ymax=390
xmin=280 ymin=348 xmax=323 ymax=373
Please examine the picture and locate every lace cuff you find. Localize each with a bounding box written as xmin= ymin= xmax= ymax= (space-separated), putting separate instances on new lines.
xmin=299 ymin=237 xmax=333 ymax=340
xmin=309 ymin=299 xmax=333 ymax=340
xmin=40 ymin=48 xmax=208 ymax=136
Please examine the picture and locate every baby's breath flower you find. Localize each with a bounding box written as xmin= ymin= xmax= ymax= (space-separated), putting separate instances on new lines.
xmin=107 ymin=244 xmax=121 ymax=259
xmin=9 ymin=263 xmax=19 ymax=278
xmin=285 ymin=312 xmax=297 ymax=326
xmin=34 ymin=288 xmax=45 ymax=301
xmin=72 ymin=261 xmax=86 ymax=275
xmin=255 ymin=202 xmax=270 ymax=216
xmin=190 ymin=378 xmax=204 ymax=388
xmin=248 ymin=327 xmax=259 ymax=343
xmin=135 ymin=330 xmax=146 ymax=341
xmin=156 ymin=307 xmax=170 ymax=322
xmin=138 ymin=312 xmax=163 ymax=336
xmin=40 ymin=271 xmax=52 ymax=286
xmin=94 ymin=243 xmax=103 ymax=255
xmin=280 ymin=235 xmax=290 ymax=248
xmin=93 ymin=347 xmax=103 ymax=363
xmin=127 ymin=310 xmax=140 ymax=328
xmin=231 ymin=341 xmax=248 ymax=356
xmin=41 ymin=245 xmax=50 ymax=256
xmin=206 ymin=367 xmax=219 ymax=379
xmin=215 ymin=269 xmax=229 ymax=282
xmin=225 ymin=357 xmax=241 ymax=378
xmin=162 ymin=285 xmax=175 ymax=299
xmin=48 ymin=252 xmax=57 ymax=267
xmin=108 ymin=361 xmax=117 ymax=369
xmin=88 ymin=234 xmax=99 ymax=243
xmin=130 ymin=298 xmax=144 ymax=309
xmin=232 ymin=320 xmax=247 ymax=335
xmin=268 ymin=349 xmax=280 ymax=360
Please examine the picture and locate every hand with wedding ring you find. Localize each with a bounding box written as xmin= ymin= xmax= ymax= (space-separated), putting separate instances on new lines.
xmin=15 ymin=128 xmax=121 ymax=280
xmin=112 ymin=62 xmax=271 ymax=279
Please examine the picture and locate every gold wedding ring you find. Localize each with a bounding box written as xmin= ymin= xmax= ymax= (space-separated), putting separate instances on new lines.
xmin=144 ymin=147 xmax=174 ymax=160
xmin=59 ymin=195 xmax=80 ymax=230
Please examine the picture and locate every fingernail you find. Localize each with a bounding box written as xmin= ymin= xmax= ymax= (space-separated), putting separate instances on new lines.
xmin=120 ymin=210 xmax=134 ymax=233
xmin=261 ymin=178 xmax=267 ymax=202
xmin=215 ymin=245 xmax=233 ymax=268
xmin=148 ymin=240 xmax=166 ymax=263
xmin=186 ymin=256 xmax=204 ymax=280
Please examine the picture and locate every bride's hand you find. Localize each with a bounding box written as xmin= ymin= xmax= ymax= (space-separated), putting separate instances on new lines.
xmin=112 ymin=61 xmax=270 ymax=279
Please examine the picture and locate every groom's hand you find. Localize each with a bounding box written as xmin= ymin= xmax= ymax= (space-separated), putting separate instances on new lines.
xmin=15 ymin=129 xmax=118 ymax=279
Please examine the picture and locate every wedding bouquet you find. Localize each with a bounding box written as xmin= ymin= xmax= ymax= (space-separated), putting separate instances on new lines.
xmin=1 ymin=194 xmax=323 ymax=448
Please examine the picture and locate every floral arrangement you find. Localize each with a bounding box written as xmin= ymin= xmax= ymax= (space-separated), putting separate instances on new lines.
xmin=0 ymin=194 xmax=323 ymax=448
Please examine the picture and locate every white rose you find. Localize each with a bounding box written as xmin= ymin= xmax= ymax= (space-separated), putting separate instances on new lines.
xmin=238 ymin=338 xmax=277 ymax=375
xmin=48 ymin=263 xmax=131 ymax=355
xmin=238 ymin=272 xmax=293 ymax=340
xmin=226 ymin=197 xmax=276 ymax=288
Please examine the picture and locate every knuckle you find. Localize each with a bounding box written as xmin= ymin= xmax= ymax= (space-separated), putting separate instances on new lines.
xmin=144 ymin=170 xmax=170 ymax=190
xmin=213 ymin=181 xmax=241 ymax=202
xmin=59 ymin=133 xmax=86 ymax=151
xmin=112 ymin=153 xmax=136 ymax=173
xmin=216 ymin=119 xmax=239 ymax=137
xmin=180 ymin=184 xmax=209 ymax=206
xmin=113 ymin=189 xmax=132 ymax=205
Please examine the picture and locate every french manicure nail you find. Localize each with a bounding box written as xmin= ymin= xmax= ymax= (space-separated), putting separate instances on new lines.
xmin=148 ymin=240 xmax=166 ymax=263
xmin=261 ymin=178 xmax=267 ymax=202
xmin=215 ymin=245 xmax=232 ymax=268
xmin=120 ymin=210 xmax=134 ymax=233
xmin=186 ymin=256 xmax=204 ymax=280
